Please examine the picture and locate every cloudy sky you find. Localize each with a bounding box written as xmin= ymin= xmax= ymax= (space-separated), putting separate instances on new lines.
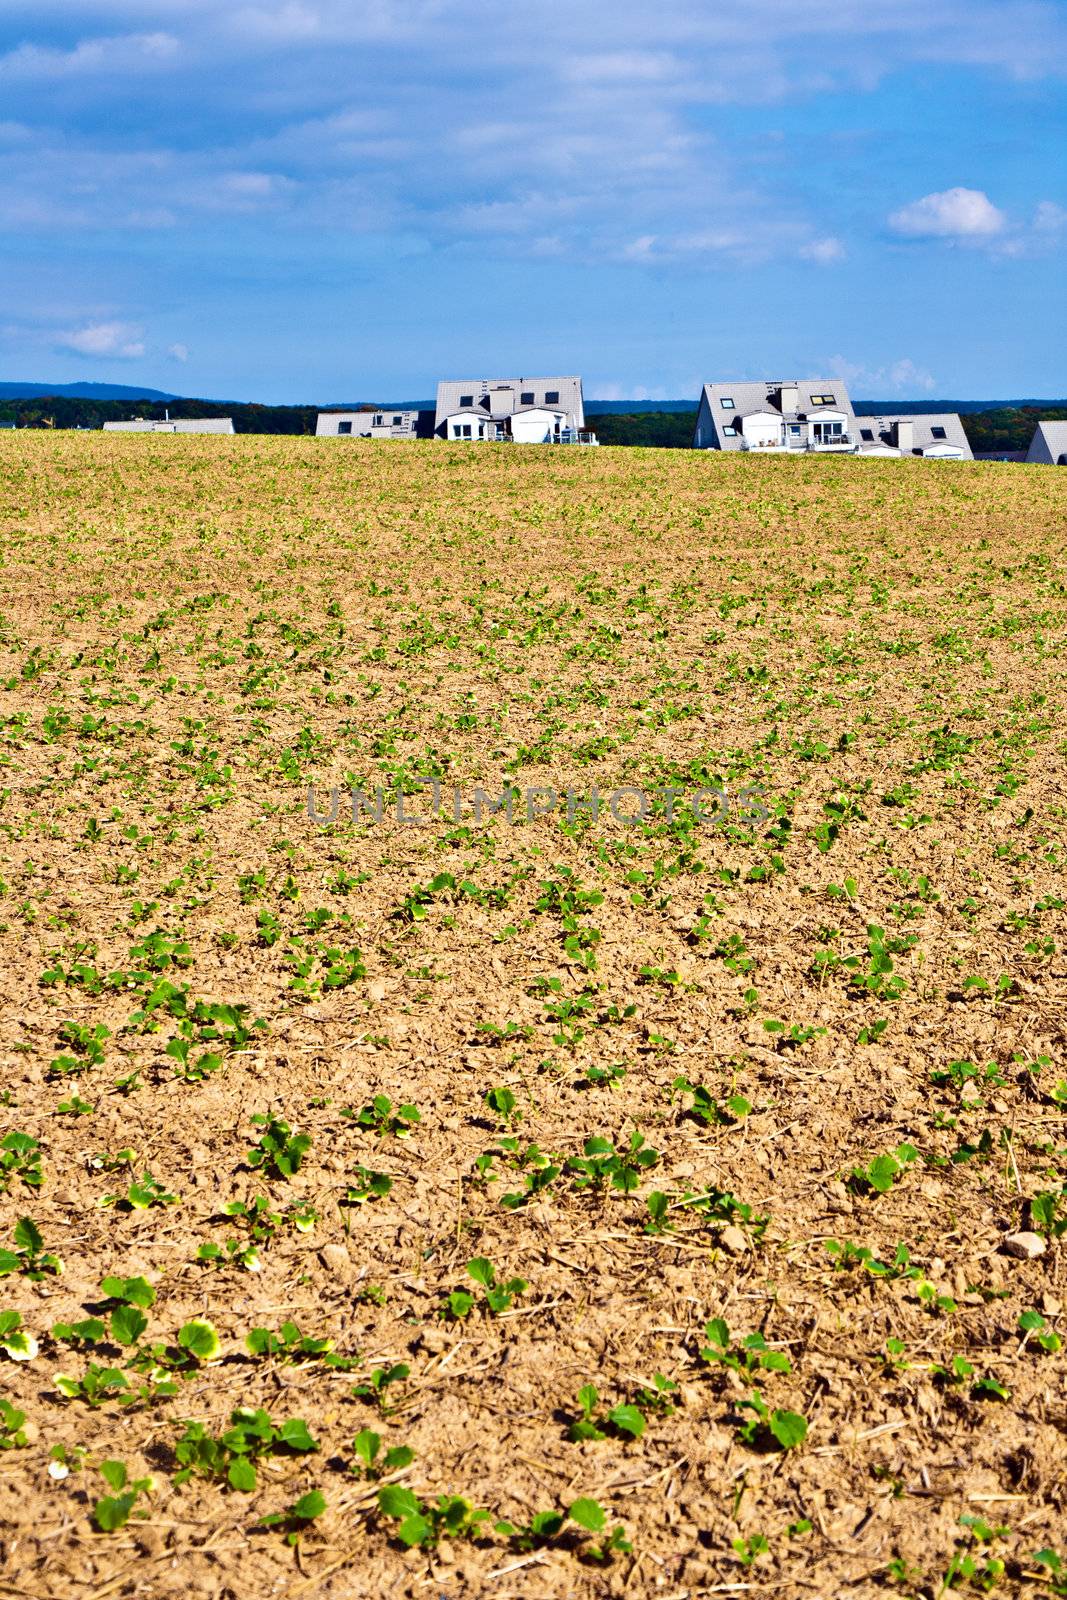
xmin=1 ymin=0 xmax=1065 ymax=402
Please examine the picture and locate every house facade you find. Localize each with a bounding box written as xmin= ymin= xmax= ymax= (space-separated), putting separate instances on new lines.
xmin=1025 ymin=421 xmax=1067 ymax=465
xmin=102 ymin=416 xmax=235 ymax=434
xmin=433 ymin=377 xmax=597 ymax=444
xmin=315 ymin=409 xmax=428 ymax=439
xmin=693 ymin=381 xmax=971 ymax=459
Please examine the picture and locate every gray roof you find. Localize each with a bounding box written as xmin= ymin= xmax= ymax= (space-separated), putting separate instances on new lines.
xmin=855 ymin=412 xmax=972 ymax=458
xmin=435 ymin=376 xmax=584 ymax=431
xmin=103 ymin=417 xmax=234 ymax=434
xmin=694 ymin=379 xmax=856 ymax=451
xmin=1027 ymin=420 xmax=1067 ymax=464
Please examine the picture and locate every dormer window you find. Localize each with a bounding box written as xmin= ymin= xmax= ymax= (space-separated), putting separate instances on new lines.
xmin=721 ymin=425 xmax=737 ymax=436
xmin=338 ymin=421 xmax=352 ymax=435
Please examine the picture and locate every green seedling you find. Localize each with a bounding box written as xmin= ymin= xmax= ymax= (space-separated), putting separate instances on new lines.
xmin=485 ymin=1086 xmax=520 ymax=1126
xmin=582 ymin=1063 xmax=626 ymax=1089
xmin=376 ymin=1485 xmax=492 ymax=1548
xmin=54 ymin=1364 xmax=141 ymax=1407
xmin=102 ymin=1170 xmax=179 ymax=1210
xmin=350 ymin=1428 xmax=414 ymax=1480
xmin=0 ymin=1217 xmax=62 ymax=1279
xmin=1032 ymin=1551 xmax=1067 ymax=1597
xmin=847 ymin=1143 xmax=919 ymax=1196
xmin=56 ymin=1094 xmax=94 ymax=1115
xmin=340 ymin=1166 xmax=392 ymax=1208
xmin=173 ymin=1407 xmax=319 ymax=1491
xmin=352 ymin=1362 xmax=409 ymax=1413
xmin=700 ymin=1318 xmax=791 ymax=1382
xmin=1018 ymin=1309 xmax=1061 ymax=1354
xmin=165 ymin=1038 xmax=223 ymax=1082
xmin=49 ymin=1020 xmax=110 ymax=1077
xmin=343 ymin=1096 xmax=420 ymax=1138
xmin=566 ymin=1131 xmax=660 ymax=1194
xmin=442 ymin=1257 xmax=527 ymax=1319
xmin=565 ymin=1497 xmax=632 ymax=1563
xmin=672 ymin=1077 xmax=751 ymax=1126
xmin=246 ymin=1321 xmax=353 ymax=1368
xmin=127 ymin=1318 xmax=220 ymax=1381
xmin=256 ymin=1489 xmax=326 ymax=1544
xmin=941 ymin=1515 xmax=1008 ymax=1591
xmin=93 ymin=1460 xmax=154 ymax=1531
xmin=246 ymin=1115 xmax=311 ymax=1178
xmin=0 ymin=1397 xmax=27 ymax=1448
xmin=0 ymin=1132 xmax=42 ymax=1190
xmin=733 ymin=1532 xmax=770 ymax=1567
xmin=1029 ymin=1186 xmax=1067 ymax=1239
xmin=825 ymin=1240 xmax=919 ymax=1281
xmin=568 ymin=1382 xmax=648 ymax=1442
xmin=0 ymin=1310 xmax=38 ymax=1361
xmin=733 ymin=1389 xmax=808 ymax=1452
xmin=674 ymin=1186 xmax=769 ymax=1242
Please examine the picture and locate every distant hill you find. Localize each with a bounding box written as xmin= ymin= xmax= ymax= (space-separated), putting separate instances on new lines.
xmin=0 ymin=381 xmax=181 ymax=402
xmin=854 ymin=398 xmax=1067 ymax=415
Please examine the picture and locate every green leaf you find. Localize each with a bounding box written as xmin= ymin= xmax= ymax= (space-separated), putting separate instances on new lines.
xmin=378 ymin=1484 xmax=421 ymax=1519
xmin=178 ymin=1319 xmax=220 ymax=1362
xmin=568 ymin=1498 xmax=606 ymax=1533
xmin=227 ymin=1458 xmax=257 ymax=1492
xmin=396 ymin=1513 xmax=432 ymax=1547
xmin=769 ymin=1410 xmax=808 ymax=1450
xmin=99 ymin=1460 xmax=127 ymax=1491
xmin=277 ymin=1418 xmax=318 ymax=1453
xmin=606 ymin=1404 xmax=646 ymax=1440
xmin=13 ymin=1217 xmax=42 ymax=1253
xmin=110 ymin=1306 xmax=148 ymax=1346
xmin=94 ymin=1492 xmax=136 ymax=1531
xmin=352 ymin=1428 xmax=379 ymax=1468
xmin=290 ymin=1490 xmax=325 ymax=1521
xmin=466 ymin=1257 xmax=494 ymax=1287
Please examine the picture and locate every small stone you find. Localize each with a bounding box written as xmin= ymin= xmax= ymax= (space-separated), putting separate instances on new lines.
xmin=720 ymin=1225 xmax=748 ymax=1255
xmin=960 ymin=1080 xmax=982 ymax=1107
xmin=1002 ymin=1231 xmax=1046 ymax=1260
xmin=1041 ymin=1291 xmax=1062 ymax=1316
xmin=320 ymin=1243 xmax=353 ymax=1279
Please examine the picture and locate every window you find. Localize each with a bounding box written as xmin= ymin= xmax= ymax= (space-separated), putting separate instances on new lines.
xmin=810 ymin=393 xmax=836 ymax=406
xmin=931 ymin=425 xmax=946 ymax=439
xmin=459 ymin=394 xmax=473 ymax=407
xmin=545 ymin=390 xmax=559 ymax=404
xmin=393 ymin=415 xmax=403 ymax=426
xmin=860 ymin=428 xmax=874 ymax=442
xmin=721 ymin=425 xmax=737 ymax=437
xmin=719 ymin=396 xmax=735 ymax=409
xmin=521 ymin=391 xmax=535 ymax=405
xmin=462 ymin=424 xmax=472 ymax=438
xmin=789 ymin=424 xmax=801 ymax=435
xmin=337 ymin=420 xmax=352 ymax=435
xmin=373 ymin=414 xmax=384 ymax=425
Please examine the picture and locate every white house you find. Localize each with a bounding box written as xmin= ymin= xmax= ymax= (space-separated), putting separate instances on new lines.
xmin=316 ymin=409 xmax=425 ymax=439
xmin=103 ymin=416 xmax=235 ymax=434
xmin=433 ymin=377 xmax=597 ymax=444
xmin=1025 ymin=421 xmax=1067 ymax=465
xmin=693 ymin=380 xmax=971 ymax=459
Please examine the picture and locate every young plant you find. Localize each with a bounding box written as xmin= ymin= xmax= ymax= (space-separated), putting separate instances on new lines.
xmin=246 ymin=1321 xmax=353 ymax=1369
xmin=0 ymin=1132 xmax=42 ymax=1191
xmin=246 ymin=1115 xmax=311 ymax=1179
xmin=173 ymin=1407 xmax=318 ymax=1491
xmin=376 ymin=1486 xmax=493 ymax=1548
xmin=733 ymin=1389 xmax=808 ymax=1452
xmin=352 ymin=1362 xmax=409 ymax=1414
xmin=0 ymin=1218 xmax=62 ymax=1279
xmin=0 ymin=1310 xmax=38 ymax=1361
xmin=93 ymin=1460 xmax=153 ymax=1531
xmin=846 ymin=1143 xmax=919 ymax=1196
xmin=566 ymin=1131 xmax=660 ymax=1194
xmin=568 ymin=1383 xmax=647 ymax=1442
xmin=344 ymin=1095 xmax=420 ymax=1138
xmin=350 ymin=1428 xmax=414 ymax=1480
xmin=256 ymin=1489 xmax=326 ymax=1545
xmin=102 ymin=1170 xmax=179 ymax=1210
xmin=442 ymin=1257 xmax=527 ymax=1319
xmin=700 ymin=1318 xmax=791 ymax=1382
xmin=0 ymin=1397 xmax=27 ymax=1448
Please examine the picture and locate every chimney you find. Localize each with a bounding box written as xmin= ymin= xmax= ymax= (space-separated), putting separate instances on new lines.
xmin=779 ymin=383 xmax=799 ymax=414
xmin=895 ymin=418 xmax=914 ymax=453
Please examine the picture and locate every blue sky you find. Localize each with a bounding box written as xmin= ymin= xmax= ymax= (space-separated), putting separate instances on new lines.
xmin=1 ymin=0 xmax=1065 ymax=402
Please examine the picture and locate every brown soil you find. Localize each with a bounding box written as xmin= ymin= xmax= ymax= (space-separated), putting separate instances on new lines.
xmin=0 ymin=435 xmax=1065 ymax=1600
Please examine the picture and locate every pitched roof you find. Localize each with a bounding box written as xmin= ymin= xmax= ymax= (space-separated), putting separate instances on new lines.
xmin=855 ymin=413 xmax=972 ymax=458
xmin=695 ymin=380 xmax=856 ymax=450
xmin=1028 ymin=420 xmax=1067 ymax=463
xmin=434 ymin=377 xmax=583 ymax=430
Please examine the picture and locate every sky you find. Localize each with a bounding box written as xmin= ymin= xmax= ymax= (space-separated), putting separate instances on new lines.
xmin=0 ymin=0 xmax=1065 ymax=403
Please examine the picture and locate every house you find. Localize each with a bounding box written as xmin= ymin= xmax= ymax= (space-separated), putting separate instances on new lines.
xmin=433 ymin=377 xmax=597 ymax=444
xmin=1025 ymin=421 xmax=1067 ymax=465
xmin=316 ymin=409 xmax=430 ymax=439
xmin=693 ymin=380 xmax=971 ymax=459
xmin=102 ymin=416 xmax=235 ymax=434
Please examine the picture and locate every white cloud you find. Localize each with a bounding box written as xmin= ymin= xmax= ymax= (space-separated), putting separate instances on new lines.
xmin=827 ymin=353 xmax=936 ymax=394
xmin=1034 ymin=199 xmax=1067 ymax=234
xmin=168 ymin=342 xmax=189 ymax=362
xmin=888 ymin=186 xmax=1006 ymax=239
xmin=799 ymin=235 xmax=845 ymax=264
xmin=56 ymin=320 xmax=146 ymax=359
xmin=0 ymin=31 xmax=178 ymax=81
